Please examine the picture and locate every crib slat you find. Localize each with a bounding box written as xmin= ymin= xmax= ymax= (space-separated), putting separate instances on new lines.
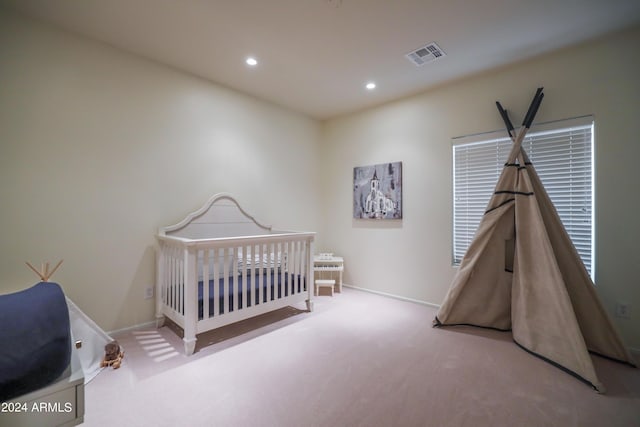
xmin=202 ymin=249 xmax=210 ymax=320
xmin=179 ymin=247 xmax=182 ymax=312
xmin=172 ymin=247 xmax=176 ymax=310
xmin=288 ymin=240 xmax=293 ymax=295
xmin=232 ymin=247 xmax=238 ymax=313
xmin=296 ymin=240 xmax=300 ymax=293
xmin=291 ymin=240 xmax=296 ymax=293
xmin=293 ymin=240 xmax=302 ymax=294
xmin=297 ymin=239 xmax=302 ymax=293
xmin=172 ymin=246 xmax=177 ymax=313
xmin=163 ymin=246 xmax=169 ymax=307
xmin=256 ymin=244 xmax=261 ymax=305
xmin=277 ymin=242 xmax=282 ymax=298
xmin=297 ymin=240 xmax=300 ymax=293
xmin=283 ymin=241 xmax=289 ymax=296
xmin=288 ymin=241 xmax=293 ymax=296
xmin=178 ymin=250 xmax=184 ymax=315
xmin=300 ymin=239 xmax=305 ymax=292
xmin=168 ymin=245 xmax=174 ymax=307
xmin=168 ymin=247 xmax=173 ymax=309
xmin=267 ymin=242 xmax=274 ymax=301
xmin=213 ymin=248 xmax=220 ymax=317
xmin=224 ymin=248 xmax=230 ymax=314
xmin=175 ymin=246 xmax=180 ymax=313
xmin=171 ymin=246 xmax=177 ymax=311
xmin=242 ymin=245 xmax=248 ymax=309
xmin=253 ymin=245 xmax=257 ymax=305
xmin=288 ymin=241 xmax=294 ymax=295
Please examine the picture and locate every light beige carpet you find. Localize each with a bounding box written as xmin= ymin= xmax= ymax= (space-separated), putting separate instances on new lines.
xmin=84 ymin=288 xmax=639 ymax=427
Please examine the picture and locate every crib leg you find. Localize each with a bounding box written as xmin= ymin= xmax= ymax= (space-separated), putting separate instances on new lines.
xmin=183 ymin=337 xmax=197 ymax=356
xmin=155 ymin=314 xmax=165 ymax=328
xmin=306 ymin=299 xmax=314 ymax=312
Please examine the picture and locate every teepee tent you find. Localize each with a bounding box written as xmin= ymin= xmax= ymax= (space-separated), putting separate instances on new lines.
xmin=435 ymin=88 xmax=635 ymax=392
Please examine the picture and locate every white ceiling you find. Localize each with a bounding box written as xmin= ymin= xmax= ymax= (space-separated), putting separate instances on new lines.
xmin=3 ymin=0 xmax=640 ymax=120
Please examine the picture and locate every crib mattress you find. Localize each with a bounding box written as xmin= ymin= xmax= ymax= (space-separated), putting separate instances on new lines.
xmin=198 ymin=271 xmax=305 ymax=319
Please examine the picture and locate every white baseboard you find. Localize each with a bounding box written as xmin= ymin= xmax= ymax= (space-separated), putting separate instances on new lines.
xmin=108 ymin=320 xmax=157 ymax=337
xmin=342 ymin=283 xmax=440 ymax=309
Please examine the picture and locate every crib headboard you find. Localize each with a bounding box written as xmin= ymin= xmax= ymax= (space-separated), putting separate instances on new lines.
xmin=159 ymin=193 xmax=274 ymax=240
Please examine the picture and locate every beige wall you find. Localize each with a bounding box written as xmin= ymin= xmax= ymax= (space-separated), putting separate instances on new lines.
xmin=0 ymin=10 xmax=321 ymax=331
xmin=320 ymin=25 xmax=640 ymax=349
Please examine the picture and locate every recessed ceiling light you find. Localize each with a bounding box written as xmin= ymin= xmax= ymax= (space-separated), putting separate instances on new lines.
xmin=246 ymin=57 xmax=258 ymax=66
xmin=365 ymin=82 xmax=376 ymax=90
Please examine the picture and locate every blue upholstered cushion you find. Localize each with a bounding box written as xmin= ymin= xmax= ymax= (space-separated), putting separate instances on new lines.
xmin=0 ymin=282 xmax=71 ymax=401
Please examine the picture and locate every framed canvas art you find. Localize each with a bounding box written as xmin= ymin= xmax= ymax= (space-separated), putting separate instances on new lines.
xmin=353 ymin=162 xmax=402 ymax=219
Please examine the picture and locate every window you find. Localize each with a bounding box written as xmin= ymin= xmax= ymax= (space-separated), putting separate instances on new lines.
xmin=452 ymin=116 xmax=594 ymax=276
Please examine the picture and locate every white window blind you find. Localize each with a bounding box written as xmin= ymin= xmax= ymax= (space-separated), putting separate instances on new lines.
xmin=452 ymin=117 xmax=594 ymax=276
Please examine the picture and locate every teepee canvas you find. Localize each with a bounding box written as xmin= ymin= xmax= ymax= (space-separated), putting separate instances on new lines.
xmin=435 ymin=89 xmax=636 ymax=392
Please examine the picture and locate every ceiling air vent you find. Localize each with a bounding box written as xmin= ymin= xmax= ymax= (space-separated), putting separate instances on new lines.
xmin=405 ymin=42 xmax=446 ymax=66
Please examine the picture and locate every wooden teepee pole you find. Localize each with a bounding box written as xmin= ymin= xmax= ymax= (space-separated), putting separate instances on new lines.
xmin=25 ymin=259 xmax=64 ymax=282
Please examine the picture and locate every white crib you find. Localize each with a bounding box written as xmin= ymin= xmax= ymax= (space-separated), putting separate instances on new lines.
xmin=155 ymin=193 xmax=315 ymax=355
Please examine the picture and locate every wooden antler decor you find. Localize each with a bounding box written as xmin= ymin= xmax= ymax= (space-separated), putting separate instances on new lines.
xmin=26 ymin=259 xmax=64 ymax=282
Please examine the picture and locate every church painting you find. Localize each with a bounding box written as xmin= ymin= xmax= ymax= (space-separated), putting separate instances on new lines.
xmin=353 ymin=162 xmax=402 ymax=219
